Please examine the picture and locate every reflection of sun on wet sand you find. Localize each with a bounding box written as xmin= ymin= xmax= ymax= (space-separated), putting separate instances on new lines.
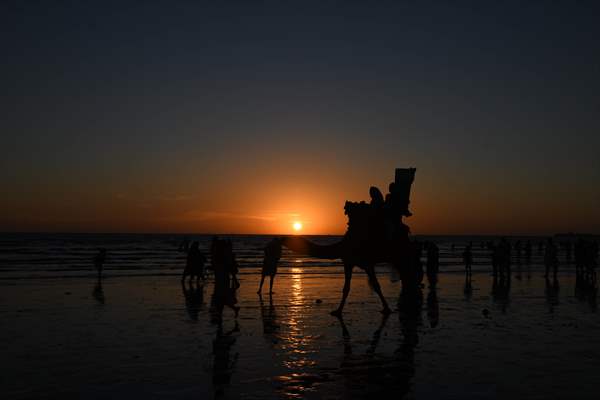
xmin=2 ymin=267 xmax=600 ymax=398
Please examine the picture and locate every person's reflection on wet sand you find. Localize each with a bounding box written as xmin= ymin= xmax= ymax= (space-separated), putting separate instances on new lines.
xmin=397 ymin=285 xmax=422 ymax=350
xmin=211 ymin=319 xmax=240 ymax=397
xmin=259 ymin=293 xmax=280 ymax=342
xmin=575 ymin=272 xmax=597 ymax=312
xmin=182 ymin=280 xmax=205 ymax=321
xmin=92 ymin=279 xmax=105 ymax=305
xmin=545 ymin=276 xmax=560 ymax=313
xmin=492 ymin=275 xmax=511 ymax=313
xmin=426 ymin=287 xmax=439 ymax=328
xmin=464 ymin=273 xmax=473 ymax=302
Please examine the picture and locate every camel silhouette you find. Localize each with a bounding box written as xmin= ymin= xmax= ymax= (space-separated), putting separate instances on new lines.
xmin=281 ymin=168 xmax=420 ymax=316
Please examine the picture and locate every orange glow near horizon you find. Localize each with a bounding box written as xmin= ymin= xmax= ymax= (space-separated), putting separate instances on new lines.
xmin=2 ymin=163 xmax=599 ymax=235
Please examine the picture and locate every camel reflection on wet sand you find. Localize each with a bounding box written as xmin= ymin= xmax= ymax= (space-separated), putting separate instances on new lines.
xmin=269 ymin=285 xmax=426 ymax=398
xmin=328 ymin=287 xmax=423 ymax=398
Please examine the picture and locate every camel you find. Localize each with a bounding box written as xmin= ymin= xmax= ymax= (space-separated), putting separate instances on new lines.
xmin=281 ymin=168 xmax=420 ymax=316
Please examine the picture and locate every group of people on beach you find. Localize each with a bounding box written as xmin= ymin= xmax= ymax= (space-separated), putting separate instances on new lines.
xmin=574 ymin=238 xmax=599 ymax=283
xmin=179 ymin=237 xmax=241 ymax=317
xmin=178 ymin=235 xmax=283 ymax=316
xmin=410 ymin=236 xmax=598 ymax=290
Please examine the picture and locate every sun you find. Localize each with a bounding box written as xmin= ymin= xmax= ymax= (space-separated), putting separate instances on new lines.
xmin=292 ymin=221 xmax=303 ymax=231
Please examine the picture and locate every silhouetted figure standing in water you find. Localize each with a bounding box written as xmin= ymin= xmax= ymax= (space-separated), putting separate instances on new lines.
xmin=182 ymin=241 xmax=206 ymax=282
xmin=257 ymin=238 xmax=282 ymax=295
xmin=225 ymin=239 xmax=240 ymax=289
xmin=463 ymin=242 xmax=473 ymax=277
xmin=415 ymin=240 xmax=425 ymax=286
xmin=178 ymin=237 xmax=190 ymax=253
xmin=514 ymin=240 xmax=522 ymax=259
xmin=93 ymin=248 xmax=106 ymax=280
xmin=544 ymin=237 xmax=558 ymax=278
xmin=425 ymin=242 xmax=439 ymax=288
xmin=565 ymin=241 xmax=572 ymax=261
xmin=524 ymin=240 xmax=532 ymax=263
xmin=575 ymin=238 xmax=585 ymax=276
xmin=498 ymin=238 xmax=511 ymax=277
xmin=210 ymin=237 xmax=240 ymax=319
xmin=490 ymin=242 xmax=499 ymax=277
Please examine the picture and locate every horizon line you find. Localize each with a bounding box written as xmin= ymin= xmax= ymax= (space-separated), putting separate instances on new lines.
xmin=1 ymin=231 xmax=598 ymax=238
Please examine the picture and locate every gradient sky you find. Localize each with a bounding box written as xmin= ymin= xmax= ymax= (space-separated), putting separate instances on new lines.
xmin=2 ymin=1 xmax=599 ymax=235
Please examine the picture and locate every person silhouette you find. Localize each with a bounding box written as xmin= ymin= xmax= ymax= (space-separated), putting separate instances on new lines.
xmin=257 ymin=238 xmax=282 ymax=295
xmin=182 ymin=241 xmax=206 ymax=283
xmin=425 ymin=242 xmax=439 ymax=288
xmin=544 ymin=238 xmax=558 ymax=278
xmin=178 ymin=237 xmax=190 ymax=253
xmin=211 ymin=239 xmax=240 ymax=318
xmin=575 ymin=237 xmax=585 ymax=276
xmin=524 ymin=240 xmax=532 ymax=263
xmin=225 ymin=239 xmax=240 ymax=290
xmin=369 ymin=186 xmax=385 ymax=208
xmin=463 ymin=242 xmax=473 ymax=276
xmin=93 ymin=248 xmax=107 ymax=280
xmin=490 ymin=242 xmax=499 ymax=277
xmin=498 ymin=238 xmax=511 ymax=277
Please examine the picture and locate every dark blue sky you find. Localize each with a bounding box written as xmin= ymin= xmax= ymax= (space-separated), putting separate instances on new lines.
xmin=2 ymin=1 xmax=599 ymax=233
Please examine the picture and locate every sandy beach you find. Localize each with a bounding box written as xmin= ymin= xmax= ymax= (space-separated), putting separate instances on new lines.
xmin=2 ymin=267 xmax=598 ymax=399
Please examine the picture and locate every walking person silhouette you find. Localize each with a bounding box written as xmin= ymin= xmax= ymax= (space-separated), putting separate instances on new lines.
xmin=544 ymin=238 xmax=558 ymax=278
xmin=258 ymin=238 xmax=282 ymax=295
xmin=182 ymin=241 xmax=206 ymax=283
xmin=463 ymin=242 xmax=473 ymax=277
xmin=94 ymin=248 xmax=107 ymax=280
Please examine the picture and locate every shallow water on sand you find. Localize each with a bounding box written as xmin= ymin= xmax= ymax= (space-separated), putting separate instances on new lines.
xmin=1 ymin=268 xmax=599 ymax=399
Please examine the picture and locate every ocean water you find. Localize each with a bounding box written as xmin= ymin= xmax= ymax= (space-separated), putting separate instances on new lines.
xmin=0 ymin=233 xmax=562 ymax=279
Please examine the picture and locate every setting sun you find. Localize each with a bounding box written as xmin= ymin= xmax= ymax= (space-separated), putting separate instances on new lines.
xmin=292 ymin=221 xmax=303 ymax=231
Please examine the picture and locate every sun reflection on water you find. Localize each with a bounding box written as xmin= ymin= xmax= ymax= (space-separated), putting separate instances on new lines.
xmin=274 ymin=267 xmax=323 ymax=397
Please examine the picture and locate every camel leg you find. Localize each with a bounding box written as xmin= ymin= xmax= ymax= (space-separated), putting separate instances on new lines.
xmin=366 ymin=266 xmax=392 ymax=314
xmin=331 ymin=263 xmax=353 ymax=317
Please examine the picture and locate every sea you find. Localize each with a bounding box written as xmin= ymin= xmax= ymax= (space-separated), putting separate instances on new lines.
xmin=0 ymin=233 xmax=571 ymax=279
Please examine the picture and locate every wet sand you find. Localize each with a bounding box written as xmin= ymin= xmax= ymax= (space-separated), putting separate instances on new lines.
xmin=1 ymin=269 xmax=599 ymax=399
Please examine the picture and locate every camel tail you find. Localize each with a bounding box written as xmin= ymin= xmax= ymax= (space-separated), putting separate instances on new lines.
xmin=280 ymin=236 xmax=342 ymax=260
